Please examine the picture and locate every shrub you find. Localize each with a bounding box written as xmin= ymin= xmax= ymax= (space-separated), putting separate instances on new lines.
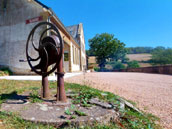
xmin=94 ymin=67 xmax=100 ymax=72
xmin=0 ymin=67 xmax=13 ymax=76
xmin=94 ymin=67 xmax=110 ymax=72
xmin=112 ymin=61 xmax=126 ymax=70
xmin=127 ymin=60 xmax=140 ymax=68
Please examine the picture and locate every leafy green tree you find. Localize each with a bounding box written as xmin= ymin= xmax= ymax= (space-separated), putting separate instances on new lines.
xmin=121 ymin=57 xmax=129 ymax=63
xmin=86 ymin=50 xmax=90 ymax=56
xmin=127 ymin=61 xmax=140 ymax=68
xmin=86 ymin=50 xmax=95 ymax=56
xmin=152 ymin=46 xmax=166 ymax=52
xmin=109 ymin=40 xmax=127 ymax=62
xmin=150 ymin=48 xmax=172 ymax=65
xmin=89 ymin=33 xmax=126 ymax=69
xmin=126 ymin=46 xmax=167 ymax=54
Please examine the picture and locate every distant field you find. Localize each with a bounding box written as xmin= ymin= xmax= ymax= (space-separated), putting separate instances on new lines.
xmin=88 ymin=54 xmax=152 ymax=68
xmin=127 ymin=54 xmax=152 ymax=67
xmin=127 ymin=54 xmax=152 ymax=61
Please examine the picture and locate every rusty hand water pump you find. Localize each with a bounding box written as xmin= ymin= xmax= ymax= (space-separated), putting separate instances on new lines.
xmin=26 ymin=22 xmax=66 ymax=102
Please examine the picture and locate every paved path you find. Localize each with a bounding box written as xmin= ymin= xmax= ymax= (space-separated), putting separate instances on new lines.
xmin=65 ymin=72 xmax=172 ymax=129
xmin=0 ymin=72 xmax=83 ymax=81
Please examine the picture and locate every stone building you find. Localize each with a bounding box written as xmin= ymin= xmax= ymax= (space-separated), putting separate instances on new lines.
xmin=0 ymin=0 xmax=86 ymax=74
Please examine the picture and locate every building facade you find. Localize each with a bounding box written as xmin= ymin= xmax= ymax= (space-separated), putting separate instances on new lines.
xmin=0 ymin=0 xmax=86 ymax=74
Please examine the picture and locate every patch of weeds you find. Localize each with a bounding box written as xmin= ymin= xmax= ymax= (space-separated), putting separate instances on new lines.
xmin=120 ymin=107 xmax=161 ymax=129
xmin=75 ymin=110 xmax=87 ymax=116
xmin=65 ymin=108 xmax=73 ymax=115
xmin=29 ymin=91 xmax=43 ymax=103
xmin=70 ymin=115 xmax=77 ymax=119
xmin=66 ymin=83 xmax=120 ymax=106
xmin=65 ymin=105 xmax=76 ymax=116
xmin=72 ymin=89 xmax=101 ymax=106
xmin=64 ymin=105 xmax=87 ymax=117
xmin=0 ymin=67 xmax=13 ymax=76
xmin=71 ymin=104 xmax=76 ymax=110
xmin=64 ymin=83 xmax=161 ymax=128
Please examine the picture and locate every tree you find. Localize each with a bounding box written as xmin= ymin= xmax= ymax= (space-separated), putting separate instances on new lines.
xmin=86 ymin=50 xmax=90 ymax=56
xmin=126 ymin=47 xmax=154 ymax=54
xmin=86 ymin=50 xmax=95 ymax=56
xmin=153 ymin=46 xmax=166 ymax=52
xmin=109 ymin=40 xmax=127 ymax=62
xmin=150 ymin=48 xmax=172 ymax=65
xmin=89 ymin=33 xmax=126 ymax=69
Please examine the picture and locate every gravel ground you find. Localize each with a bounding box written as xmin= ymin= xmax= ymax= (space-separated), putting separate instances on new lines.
xmin=65 ymin=72 xmax=172 ymax=129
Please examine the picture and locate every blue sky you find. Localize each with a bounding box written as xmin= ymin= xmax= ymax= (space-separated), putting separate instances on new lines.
xmin=39 ymin=0 xmax=172 ymax=50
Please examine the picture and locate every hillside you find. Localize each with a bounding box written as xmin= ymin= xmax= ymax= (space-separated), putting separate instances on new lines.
xmin=88 ymin=54 xmax=152 ymax=68
xmin=127 ymin=54 xmax=152 ymax=67
xmin=127 ymin=54 xmax=152 ymax=61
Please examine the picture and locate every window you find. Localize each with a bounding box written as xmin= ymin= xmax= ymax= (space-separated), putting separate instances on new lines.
xmin=64 ymin=53 xmax=69 ymax=61
xmin=3 ymin=0 xmax=7 ymax=11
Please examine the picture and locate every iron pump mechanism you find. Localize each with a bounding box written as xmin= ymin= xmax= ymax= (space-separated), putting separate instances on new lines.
xmin=26 ymin=22 xmax=67 ymax=102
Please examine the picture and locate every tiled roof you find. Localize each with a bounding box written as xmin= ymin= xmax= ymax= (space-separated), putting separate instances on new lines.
xmin=66 ymin=25 xmax=80 ymax=45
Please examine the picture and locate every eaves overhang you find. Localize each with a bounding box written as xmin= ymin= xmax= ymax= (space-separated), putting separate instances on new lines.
xmin=33 ymin=0 xmax=80 ymax=48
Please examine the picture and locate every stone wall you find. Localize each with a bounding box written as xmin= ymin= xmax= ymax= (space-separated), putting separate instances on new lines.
xmin=0 ymin=0 xmax=46 ymax=74
xmin=115 ymin=65 xmax=172 ymax=75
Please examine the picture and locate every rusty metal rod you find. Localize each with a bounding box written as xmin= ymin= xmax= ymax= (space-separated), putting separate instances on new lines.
xmin=42 ymin=75 xmax=50 ymax=98
xmin=56 ymin=49 xmax=67 ymax=102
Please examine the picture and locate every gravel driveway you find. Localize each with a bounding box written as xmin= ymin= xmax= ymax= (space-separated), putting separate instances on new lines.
xmin=65 ymin=72 xmax=172 ymax=129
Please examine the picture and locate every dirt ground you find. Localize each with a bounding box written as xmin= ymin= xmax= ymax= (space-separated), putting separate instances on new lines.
xmin=65 ymin=72 xmax=172 ymax=129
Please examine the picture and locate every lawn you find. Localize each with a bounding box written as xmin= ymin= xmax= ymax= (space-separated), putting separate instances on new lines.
xmin=0 ymin=80 xmax=161 ymax=129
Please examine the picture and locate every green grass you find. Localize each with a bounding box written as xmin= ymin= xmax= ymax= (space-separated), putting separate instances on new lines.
xmin=0 ymin=80 xmax=161 ymax=129
xmin=65 ymin=108 xmax=73 ymax=115
xmin=120 ymin=108 xmax=160 ymax=129
xmin=29 ymin=90 xmax=43 ymax=103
